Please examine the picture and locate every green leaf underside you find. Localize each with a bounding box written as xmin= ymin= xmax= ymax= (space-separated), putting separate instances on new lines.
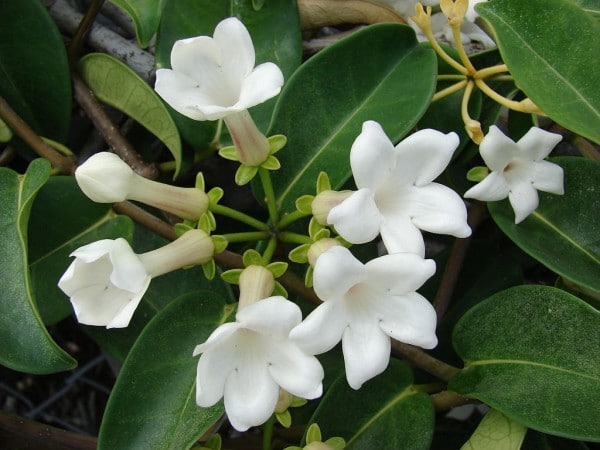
xmin=489 ymin=157 xmax=600 ymax=294
xmin=98 ymin=291 xmax=235 ymax=450
xmin=268 ymin=24 xmax=437 ymax=213
xmin=78 ymin=53 xmax=183 ymax=177
xmin=0 ymin=0 xmax=71 ymax=142
xmin=478 ymin=0 xmax=600 ymax=143
xmin=309 ymin=359 xmax=434 ymax=449
xmin=461 ymin=409 xmax=527 ymax=450
xmin=109 ymin=0 xmax=162 ymax=48
xmin=450 ymin=285 xmax=600 ymax=442
xmin=0 ymin=160 xmax=76 ymax=373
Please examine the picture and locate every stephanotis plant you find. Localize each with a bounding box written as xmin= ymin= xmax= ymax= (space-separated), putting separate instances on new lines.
xmin=0 ymin=1 xmax=598 ymax=450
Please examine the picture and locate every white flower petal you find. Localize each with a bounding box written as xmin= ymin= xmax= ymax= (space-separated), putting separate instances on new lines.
xmin=213 ymin=17 xmax=255 ymax=81
xmin=236 ymin=62 xmax=284 ymax=111
xmin=517 ymin=127 xmax=562 ymax=161
xmin=342 ymin=314 xmax=391 ymax=389
xmin=313 ymin=246 xmax=365 ymax=301
xmin=108 ymin=239 xmax=149 ymax=292
xmin=365 ymin=253 xmax=436 ymax=295
xmin=328 ymin=188 xmax=382 ymax=244
xmin=224 ymin=354 xmax=279 ymax=431
xmin=106 ymin=278 xmax=150 ymax=328
xmin=193 ymin=322 xmax=241 ymax=356
xmin=392 ymin=129 xmax=459 ymax=186
xmin=267 ymin=340 xmax=323 ymax=399
xmin=58 ymin=257 xmax=111 ymax=295
xmin=480 ymin=126 xmax=519 ymax=171
xmin=401 ymin=183 xmax=471 ymax=238
xmin=69 ymin=285 xmax=125 ymax=326
xmin=377 ymin=292 xmax=438 ymax=349
xmin=531 ymin=160 xmax=564 ymax=195
xmin=69 ymin=239 xmax=115 ymax=262
xmin=170 ymin=36 xmax=221 ymax=80
xmin=508 ymin=181 xmax=540 ymax=224
xmin=236 ymin=296 xmax=301 ymax=337
xmin=379 ymin=214 xmax=426 ymax=256
xmin=350 ymin=121 xmax=395 ymax=190
xmin=464 ymin=171 xmax=510 ymax=201
xmin=289 ymin=299 xmax=348 ymax=355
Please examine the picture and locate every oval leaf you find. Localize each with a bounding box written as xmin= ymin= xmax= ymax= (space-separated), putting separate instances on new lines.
xmin=110 ymin=0 xmax=162 ymax=48
xmin=267 ymin=24 xmax=437 ymax=213
xmin=450 ymin=285 xmax=600 ymax=442
xmin=461 ymin=409 xmax=527 ymax=450
xmin=0 ymin=0 xmax=71 ymax=142
xmin=488 ymin=157 xmax=600 ymax=294
xmin=309 ymin=359 xmax=434 ymax=449
xmin=98 ymin=291 xmax=236 ymax=449
xmin=0 ymin=160 xmax=76 ymax=373
xmin=78 ymin=53 xmax=183 ymax=177
xmin=477 ymin=0 xmax=600 ymax=143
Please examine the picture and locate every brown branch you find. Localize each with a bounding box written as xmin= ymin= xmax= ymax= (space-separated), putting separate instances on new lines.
xmin=391 ymin=341 xmax=460 ymax=382
xmin=67 ymin=0 xmax=106 ymax=63
xmin=431 ymin=391 xmax=472 ymax=413
xmin=0 ymin=96 xmax=76 ymax=174
xmin=72 ymin=74 xmax=159 ymax=179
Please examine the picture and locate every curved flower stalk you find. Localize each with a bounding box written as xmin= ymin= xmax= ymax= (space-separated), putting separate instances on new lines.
xmin=290 ymin=246 xmax=438 ymax=389
xmin=58 ymin=230 xmax=214 ymax=328
xmin=326 ymin=121 xmax=471 ymax=256
xmin=75 ymin=152 xmax=208 ymax=220
xmin=154 ymin=17 xmax=284 ymax=167
xmin=193 ymin=296 xmax=324 ymax=431
xmin=464 ymin=126 xmax=564 ymax=223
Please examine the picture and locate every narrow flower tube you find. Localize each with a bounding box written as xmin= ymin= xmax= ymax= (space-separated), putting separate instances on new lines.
xmin=223 ymin=110 xmax=271 ymax=166
xmin=76 ymin=152 xmax=208 ymax=220
xmin=237 ymin=265 xmax=275 ymax=309
xmin=58 ymin=230 xmax=214 ymax=328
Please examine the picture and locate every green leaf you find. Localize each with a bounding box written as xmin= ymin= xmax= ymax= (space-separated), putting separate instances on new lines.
xmin=309 ymin=359 xmax=434 ymax=449
xmin=461 ymin=409 xmax=527 ymax=450
xmin=0 ymin=117 xmax=12 ymax=142
xmin=78 ymin=53 xmax=183 ymax=177
xmin=0 ymin=160 xmax=76 ymax=373
xmin=109 ymin=0 xmax=163 ymax=48
xmin=478 ymin=0 xmax=600 ymax=143
xmin=0 ymin=0 xmax=71 ymax=142
xmin=568 ymin=0 xmax=600 ymax=19
xmin=450 ymin=285 xmax=600 ymax=442
xmin=155 ymin=0 xmax=301 ymax=147
xmin=28 ymin=176 xmax=134 ymax=325
xmin=267 ymin=24 xmax=436 ymax=213
xmin=98 ymin=291 xmax=235 ymax=450
xmin=489 ymin=157 xmax=600 ymax=294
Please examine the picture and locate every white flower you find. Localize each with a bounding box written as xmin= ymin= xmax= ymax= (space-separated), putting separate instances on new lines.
xmin=290 ymin=246 xmax=438 ymax=389
xmin=408 ymin=12 xmax=496 ymax=49
xmin=58 ymin=230 xmax=214 ymax=328
xmin=193 ymin=297 xmax=324 ymax=431
xmin=464 ymin=126 xmax=564 ymax=224
xmin=466 ymin=0 xmax=487 ymax=22
xmin=327 ymin=121 xmax=471 ymax=256
xmin=154 ymin=17 xmax=284 ymax=121
xmin=76 ymin=152 xmax=208 ymax=220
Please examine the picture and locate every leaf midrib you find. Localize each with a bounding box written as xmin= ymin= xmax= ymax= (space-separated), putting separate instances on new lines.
xmin=467 ymin=359 xmax=599 ymax=381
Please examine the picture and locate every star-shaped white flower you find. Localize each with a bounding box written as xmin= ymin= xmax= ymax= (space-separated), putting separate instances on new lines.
xmin=290 ymin=246 xmax=438 ymax=389
xmin=464 ymin=126 xmax=564 ymax=223
xmin=193 ymin=297 xmax=324 ymax=431
xmin=154 ymin=17 xmax=284 ymax=121
xmin=327 ymin=121 xmax=471 ymax=256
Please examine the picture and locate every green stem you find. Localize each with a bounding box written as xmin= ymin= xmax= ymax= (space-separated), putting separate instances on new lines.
xmin=279 ymin=231 xmax=313 ymax=245
xmin=262 ymin=236 xmax=278 ymax=264
xmin=262 ymin=415 xmax=274 ymax=450
xmin=278 ymin=209 xmax=311 ymax=229
xmin=259 ymin=167 xmax=280 ymax=226
xmin=221 ymin=231 xmax=270 ymax=243
xmin=437 ymin=74 xmax=467 ymax=81
xmin=210 ymin=203 xmax=269 ymax=231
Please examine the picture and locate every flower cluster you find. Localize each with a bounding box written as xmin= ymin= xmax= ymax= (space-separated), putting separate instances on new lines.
xmin=58 ymin=13 xmax=565 ymax=434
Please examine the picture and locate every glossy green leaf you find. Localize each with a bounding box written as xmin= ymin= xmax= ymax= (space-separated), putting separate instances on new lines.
xmin=461 ymin=409 xmax=527 ymax=450
xmin=78 ymin=53 xmax=183 ymax=177
xmin=0 ymin=160 xmax=76 ymax=373
xmin=450 ymin=285 xmax=600 ymax=442
xmin=0 ymin=0 xmax=71 ymax=142
xmin=268 ymin=24 xmax=436 ymax=213
xmin=98 ymin=291 xmax=235 ymax=450
xmin=109 ymin=0 xmax=162 ymax=48
xmin=478 ymin=0 xmax=600 ymax=143
xmin=28 ymin=176 xmax=134 ymax=325
xmin=309 ymin=359 xmax=434 ymax=449
xmin=155 ymin=0 xmax=301 ymax=147
xmin=569 ymin=0 xmax=600 ymax=19
xmin=489 ymin=157 xmax=600 ymax=294
xmin=83 ymin=224 xmax=234 ymax=361
xmin=0 ymin=117 xmax=12 ymax=142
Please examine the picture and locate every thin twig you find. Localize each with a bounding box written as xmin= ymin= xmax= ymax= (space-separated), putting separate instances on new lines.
xmin=391 ymin=341 xmax=460 ymax=382
xmin=0 ymin=96 xmax=76 ymax=174
xmin=431 ymin=391 xmax=472 ymax=412
xmin=433 ymin=201 xmax=487 ymax=322
xmin=67 ymin=0 xmax=106 ymax=64
xmin=72 ymin=74 xmax=159 ymax=179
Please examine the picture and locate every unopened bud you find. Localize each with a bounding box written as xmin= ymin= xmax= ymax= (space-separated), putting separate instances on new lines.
xmin=238 ymin=265 xmax=275 ymax=309
xmin=465 ymin=120 xmax=484 ymax=144
xmin=311 ymin=190 xmax=352 ymax=225
xmin=307 ymin=238 xmax=341 ymax=267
